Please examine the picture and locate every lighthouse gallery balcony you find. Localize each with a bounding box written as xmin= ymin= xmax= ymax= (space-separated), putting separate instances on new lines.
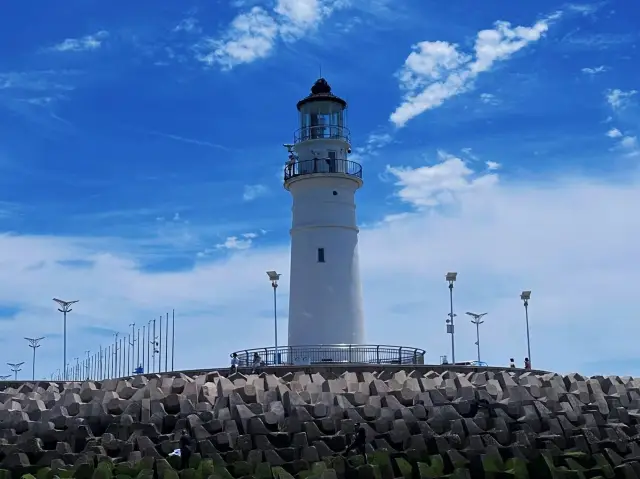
xmin=284 ymin=158 xmax=362 ymax=182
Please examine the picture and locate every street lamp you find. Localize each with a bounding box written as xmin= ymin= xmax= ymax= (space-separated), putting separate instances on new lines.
xmin=7 ymin=362 xmax=24 ymax=381
xmin=520 ymin=290 xmax=532 ymax=366
xmin=25 ymin=337 xmax=45 ymax=381
xmin=465 ymin=312 xmax=487 ymax=364
xmin=266 ymin=270 xmax=281 ymax=365
xmin=53 ymin=298 xmax=79 ymax=381
xmin=0 ymin=374 xmax=11 ymax=380
xmin=445 ymin=272 xmax=457 ymax=364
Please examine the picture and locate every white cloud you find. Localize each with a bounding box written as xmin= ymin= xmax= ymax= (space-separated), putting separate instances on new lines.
xmin=567 ymin=3 xmax=601 ymax=16
xmin=605 ymin=128 xmax=640 ymax=157
xmin=390 ymin=16 xmax=556 ymax=127
xmin=486 ymin=160 xmax=500 ymax=170
xmin=606 ymin=128 xmax=623 ymax=138
xmin=348 ymin=132 xmax=393 ymax=164
xmin=606 ymin=89 xmax=637 ymax=110
xmin=197 ymin=0 xmax=346 ymax=69
xmin=386 ymin=152 xmax=498 ymax=208
xmin=581 ymin=65 xmax=607 ymax=75
xmin=173 ymin=18 xmax=201 ymax=34
xmin=243 ymin=184 xmax=269 ymax=201
xmin=211 ymin=231 xmax=263 ymax=252
xmin=197 ymin=8 xmax=279 ymax=69
xmin=3 ymin=155 xmax=640 ymax=377
xmin=215 ymin=236 xmax=253 ymax=250
xmin=479 ymin=93 xmax=498 ymax=104
xmin=620 ymin=136 xmax=639 ymax=156
xmin=50 ymin=31 xmax=109 ymax=52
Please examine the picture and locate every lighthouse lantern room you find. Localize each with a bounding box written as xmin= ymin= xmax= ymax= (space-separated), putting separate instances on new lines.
xmin=284 ymin=78 xmax=365 ymax=348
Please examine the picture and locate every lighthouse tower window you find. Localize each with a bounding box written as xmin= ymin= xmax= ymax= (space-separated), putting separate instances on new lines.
xmin=317 ymin=248 xmax=325 ymax=263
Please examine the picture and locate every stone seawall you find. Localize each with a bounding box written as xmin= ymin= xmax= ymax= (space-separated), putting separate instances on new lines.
xmin=0 ymin=365 xmax=637 ymax=478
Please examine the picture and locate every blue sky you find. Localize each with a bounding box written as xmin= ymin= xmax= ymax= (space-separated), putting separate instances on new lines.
xmin=0 ymin=0 xmax=639 ymax=379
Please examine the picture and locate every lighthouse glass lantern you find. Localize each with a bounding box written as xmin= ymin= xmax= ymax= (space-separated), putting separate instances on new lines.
xmin=293 ymin=79 xmax=351 ymax=176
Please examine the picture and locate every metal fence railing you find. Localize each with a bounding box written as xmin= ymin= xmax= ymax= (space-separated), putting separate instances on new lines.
xmin=231 ymin=344 xmax=425 ymax=367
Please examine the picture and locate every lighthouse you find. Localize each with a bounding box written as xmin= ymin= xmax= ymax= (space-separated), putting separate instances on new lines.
xmin=284 ymin=78 xmax=365 ymax=347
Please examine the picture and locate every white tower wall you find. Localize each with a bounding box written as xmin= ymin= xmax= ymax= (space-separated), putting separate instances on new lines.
xmin=285 ymin=77 xmax=366 ymax=348
xmin=287 ymin=175 xmax=365 ymax=345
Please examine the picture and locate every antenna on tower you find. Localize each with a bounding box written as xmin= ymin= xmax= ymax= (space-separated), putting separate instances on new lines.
xmin=319 ymin=64 xmax=322 ymax=78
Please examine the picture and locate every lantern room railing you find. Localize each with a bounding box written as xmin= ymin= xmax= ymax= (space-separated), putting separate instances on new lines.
xmin=284 ymin=158 xmax=362 ymax=182
xmin=294 ymin=125 xmax=350 ymax=144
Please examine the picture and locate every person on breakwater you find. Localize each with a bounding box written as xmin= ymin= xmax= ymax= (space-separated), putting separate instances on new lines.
xmin=230 ymin=353 xmax=239 ymax=374
xmin=252 ymin=352 xmax=263 ymax=373
xmin=510 ymin=358 xmax=516 ymax=368
xmin=345 ymin=424 xmax=368 ymax=463
xmin=180 ymin=430 xmax=193 ymax=469
xmin=524 ymin=357 xmax=531 ymax=370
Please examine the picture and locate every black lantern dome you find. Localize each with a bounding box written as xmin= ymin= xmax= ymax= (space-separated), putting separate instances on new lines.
xmin=296 ymin=78 xmax=347 ymax=111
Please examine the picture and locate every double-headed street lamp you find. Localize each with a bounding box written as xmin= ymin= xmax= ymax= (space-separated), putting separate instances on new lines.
xmin=7 ymin=362 xmax=24 ymax=381
xmin=53 ymin=298 xmax=79 ymax=381
xmin=25 ymin=337 xmax=45 ymax=381
xmin=445 ymin=272 xmax=457 ymax=364
xmin=266 ymin=271 xmax=281 ymax=365
xmin=520 ymin=290 xmax=532 ymax=366
xmin=465 ymin=312 xmax=487 ymax=363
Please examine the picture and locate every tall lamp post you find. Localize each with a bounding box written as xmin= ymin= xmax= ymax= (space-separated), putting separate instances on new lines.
xmin=7 ymin=362 xmax=24 ymax=380
xmin=465 ymin=312 xmax=487 ymax=364
xmin=445 ymin=272 xmax=457 ymax=364
xmin=53 ymin=298 xmax=79 ymax=381
xmin=266 ymin=271 xmax=281 ymax=365
xmin=520 ymin=290 xmax=532 ymax=366
xmin=25 ymin=337 xmax=45 ymax=381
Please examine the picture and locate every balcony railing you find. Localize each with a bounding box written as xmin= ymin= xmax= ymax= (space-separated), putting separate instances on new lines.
xmin=294 ymin=125 xmax=350 ymax=144
xmin=284 ymin=158 xmax=362 ymax=182
xmin=230 ymin=344 xmax=426 ymax=367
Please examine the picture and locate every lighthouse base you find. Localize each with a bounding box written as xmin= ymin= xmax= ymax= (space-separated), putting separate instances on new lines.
xmin=230 ymin=344 xmax=425 ymax=368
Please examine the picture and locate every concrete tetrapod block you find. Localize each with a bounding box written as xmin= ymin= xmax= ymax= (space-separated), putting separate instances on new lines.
xmin=2 ymin=368 xmax=640 ymax=478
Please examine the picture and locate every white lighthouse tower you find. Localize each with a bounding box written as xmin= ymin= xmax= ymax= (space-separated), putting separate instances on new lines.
xmin=284 ymin=78 xmax=365 ymax=348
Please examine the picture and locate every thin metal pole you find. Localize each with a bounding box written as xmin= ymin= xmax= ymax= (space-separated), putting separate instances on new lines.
xmin=475 ymin=321 xmax=481 ymax=363
xmin=129 ymin=323 xmax=135 ymax=375
xmin=63 ymin=310 xmax=67 ymax=381
xmin=273 ymin=284 xmax=278 ymax=364
xmin=142 ymin=325 xmax=146 ymax=372
xmin=152 ymin=319 xmax=157 ymax=373
xmin=165 ymin=312 xmax=169 ymax=371
xmin=171 ymin=309 xmax=175 ymax=370
xmin=524 ymin=301 xmax=531 ymax=365
xmin=120 ymin=338 xmax=124 ymax=377
xmin=32 ymin=346 xmax=36 ymax=380
xmin=449 ymin=283 xmax=455 ymax=364
xmin=146 ymin=322 xmax=151 ymax=373
xmin=137 ymin=327 xmax=141 ymax=371
xmin=159 ymin=315 xmax=163 ymax=373
xmin=128 ymin=334 xmax=131 ymax=375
